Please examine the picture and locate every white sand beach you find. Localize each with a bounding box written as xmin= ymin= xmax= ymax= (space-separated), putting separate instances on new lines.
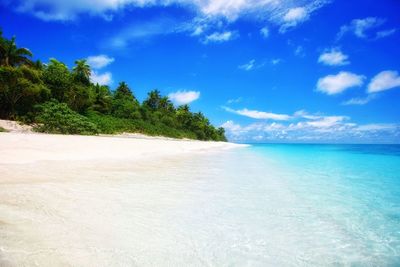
xmin=0 ymin=132 xmax=245 ymax=266
xmin=0 ymin=132 xmax=243 ymax=165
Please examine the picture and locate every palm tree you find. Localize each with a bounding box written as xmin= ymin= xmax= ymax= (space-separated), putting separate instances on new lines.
xmin=159 ymin=96 xmax=174 ymax=112
xmin=0 ymin=36 xmax=33 ymax=67
xmin=143 ymin=89 xmax=162 ymax=111
xmin=73 ymin=59 xmax=91 ymax=84
xmin=0 ymin=65 xmax=46 ymax=117
xmin=176 ymin=104 xmax=192 ymax=128
xmin=32 ymin=59 xmax=44 ymax=71
xmin=114 ymin=82 xmax=131 ymax=98
xmin=93 ymin=84 xmax=113 ymax=113
xmin=177 ymin=104 xmax=190 ymax=113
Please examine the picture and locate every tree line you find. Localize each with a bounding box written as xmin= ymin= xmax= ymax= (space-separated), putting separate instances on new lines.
xmin=0 ymin=29 xmax=227 ymax=141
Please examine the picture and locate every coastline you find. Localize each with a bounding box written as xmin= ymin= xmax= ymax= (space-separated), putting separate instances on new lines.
xmin=0 ymin=132 xmax=246 ymax=165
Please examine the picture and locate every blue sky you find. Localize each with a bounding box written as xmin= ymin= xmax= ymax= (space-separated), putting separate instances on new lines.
xmin=1 ymin=0 xmax=400 ymax=143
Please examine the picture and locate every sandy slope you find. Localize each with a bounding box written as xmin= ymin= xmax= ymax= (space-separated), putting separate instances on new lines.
xmin=0 ymin=120 xmax=32 ymax=133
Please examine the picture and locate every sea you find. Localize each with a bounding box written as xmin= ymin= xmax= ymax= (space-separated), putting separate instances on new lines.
xmin=151 ymin=144 xmax=400 ymax=266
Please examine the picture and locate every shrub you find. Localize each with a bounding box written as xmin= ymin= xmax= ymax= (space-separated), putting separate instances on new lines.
xmin=34 ymin=101 xmax=99 ymax=135
xmin=86 ymin=112 xmax=197 ymax=139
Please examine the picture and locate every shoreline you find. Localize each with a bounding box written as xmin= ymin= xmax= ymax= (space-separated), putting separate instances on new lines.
xmin=0 ymin=132 xmax=247 ymax=165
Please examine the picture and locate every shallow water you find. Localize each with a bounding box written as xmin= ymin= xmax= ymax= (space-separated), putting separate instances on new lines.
xmin=0 ymin=144 xmax=399 ymax=266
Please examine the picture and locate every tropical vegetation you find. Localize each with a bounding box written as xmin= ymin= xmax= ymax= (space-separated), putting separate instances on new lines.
xmin=0 ymin=29 xmax=226 ymax=141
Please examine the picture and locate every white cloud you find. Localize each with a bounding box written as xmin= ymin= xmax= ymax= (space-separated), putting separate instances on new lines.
xmin=271 ymin=58 xmax=281 ymax=65
xmin=204 ymin=31 xmax=236 ymax=43
xmin=168 ymin=90 xmax=200 ymax=105
xmin=337 ymin=17 xmax=386 ymax=40
xmin=220 ymin=120 xmax=269 ymax=137
xmin=283 ymin=7 xmax=307 ymax=22
xmin=294 ymin=111 xmax=349 ymax=128
xmin=195 ymin=0 xmax=328 ymax=24
xmin=317 ymin=71 xmax=365 ymax=95
xmin=293 ymin=110 xmax=321 ymax=120
xmin=223 ymin=106 xmax=291 ymax=120
xmin=280 ymin=6 xmax=311 ymax=32
xmin=11 ymin=0 xmax=330 ymax=35
xmin=191 ymin=25 xmax=204 ymax=36
xmin=318 ymin=49 xmax=349 ymax=66
xmin=355 ymin=123 xmax=398 ymax=132
xmin=108 ymin=17 xmax=181 ymax=49
xmin=368 ymin=70 xmax=400 ymax=93
xmin=227 ymin=97 xmax=242 ymax=104
xmin=294 ymin=45 xmax=305 ymax=57
xmin=376 ymin=28 xmax=397 ymax=39
xmin=90 ymin=71 xmax=112 ymax=85
xmin=13 ymin=0 xmax=332 ymax=49
xmin=197 ymin=0 xmax=264 ymax=20
xmin=221 ymin=108 xmax=399 ymax=142
xmin=260 ymin=26 xmax=269 ymax=38
xmin=238 ymin=59 xmax=265 ymax=71
xmin=238 ymin=59 xmax=255 ymax=71
xmin=221 ymin=118 xmax=400 ymax=143
xmin=14 ymin=0 xmax=129 ymax=21
xmin=306 ymin=116 xmax=347 ymax=128
xmin=86 ymin=55 xmax=114 ymax=69
xmin=220 ymin=120 xmax=245 ymax=136
xmin=341 ymin=95 xmax=376 ymax=106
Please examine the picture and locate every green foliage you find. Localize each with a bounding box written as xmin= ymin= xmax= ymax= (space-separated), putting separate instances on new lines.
xmin=65 ymin=83 xmax=95 ymax=113
xmin=41 ymin=58 xmax=95 ymax=113
xmin=43 ymin=59 xmax=72 ymax=102
xmin=112 ymin=82 xmax=141 ymax=119
xmin=34 ymin=101 xmax=99 ymax=135
xmin=87 ymin=112 xmax=196 ymax=139
xmin=91 ymin=84 xmax=113 ymax=114
xmin=0 ymin=29 xmax=227 ymax=141
xmin=0 ymin=65 xmax=49 ymax=118
xmin=72 ymin=59 xmax=91 ymax=85
xmin=143 ymin=89 xmax=162 ymax=111
xmin=112 ymin=98 xmax=141 ymax=119
xmin=0 ymin=126 xmax=6 ymax=132
xmin=114 ymin=82 xmax=135 ymax=100
xmin=0 ymin=35 xmax=33 ymax=67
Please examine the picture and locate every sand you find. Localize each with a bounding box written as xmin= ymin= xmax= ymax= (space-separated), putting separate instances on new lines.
xmin=0 ymin=132 xmax=243 ymax=164
xmin=0 ymin=120 xmax=32 ymax=133
xmin=0 ymin=132 xmax=245 ymax=266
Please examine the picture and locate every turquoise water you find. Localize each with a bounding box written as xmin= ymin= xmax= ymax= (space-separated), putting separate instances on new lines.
xmin=244 ymin=144 xmax=400 ymax=266
xmin=126 ymin=143 xmax=400 ymax=266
